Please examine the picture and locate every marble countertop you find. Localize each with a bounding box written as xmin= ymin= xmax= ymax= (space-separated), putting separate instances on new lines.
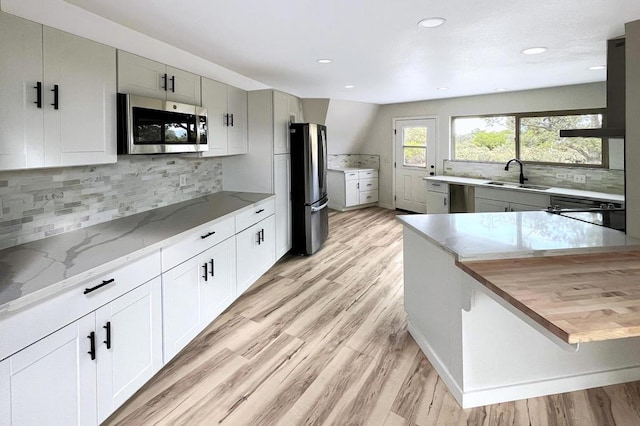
xmin=425 ymin=175 xmax=624 ymax=204
xmin=328 ymin=167 xmax=377 ymax=172
xmin=397 ymin=211 xmax=640 ymax=262
xmin=0 ymin=191 xmax=273 ymax=316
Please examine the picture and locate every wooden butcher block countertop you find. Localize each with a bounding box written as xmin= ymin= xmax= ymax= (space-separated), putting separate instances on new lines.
xmin=457 ymin=250 xmax=640 ymax=344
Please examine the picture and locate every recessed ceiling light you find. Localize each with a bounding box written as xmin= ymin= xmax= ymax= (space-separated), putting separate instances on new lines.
xmin=317 ymin=59 xmax=332 ymax=64
xmin=589 ymin=65 xmax=606 ymax=71
xmin=437 ymin=87 xmax=449 ymax=91
xmin=521 ymin=47 xmax=547 ymax=55
xmin=344 ymin=85 xmax=355 ymax=89
xmin=418 ymin=17 xmax=446 ymax=28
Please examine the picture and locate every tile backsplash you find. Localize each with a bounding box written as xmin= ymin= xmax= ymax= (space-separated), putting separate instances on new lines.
xmin=443 ymin=160 xmax=624 ymax=195
xmin=328 ymin=154 xmax=380 ymax=169
xmin=0 ymin=156 xmax=222 ymax=250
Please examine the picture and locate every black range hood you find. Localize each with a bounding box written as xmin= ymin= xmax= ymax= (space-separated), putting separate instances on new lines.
xmin=560 ymin=38 xmax=626 ymax=138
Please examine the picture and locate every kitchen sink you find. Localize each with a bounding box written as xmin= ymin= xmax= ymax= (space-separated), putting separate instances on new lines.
xmin=486 ymin=181 xmax=550 ymax=190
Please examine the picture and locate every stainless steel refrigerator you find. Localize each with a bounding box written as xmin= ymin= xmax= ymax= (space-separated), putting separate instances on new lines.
xmin=289 ymin=123 xmax=329 ymax=255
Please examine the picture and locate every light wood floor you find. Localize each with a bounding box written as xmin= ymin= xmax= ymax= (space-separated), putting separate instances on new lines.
xmin=105 ymin=207 xmax=640 ymax=426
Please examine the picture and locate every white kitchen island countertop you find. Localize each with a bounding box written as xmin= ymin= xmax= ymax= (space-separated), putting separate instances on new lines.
xmin=0 ymin=191 xmax=273 ymax=317
xmin=397 ymin=211 xmax=640 ymax=261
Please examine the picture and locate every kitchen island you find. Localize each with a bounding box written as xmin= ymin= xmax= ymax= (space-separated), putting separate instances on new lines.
xmin=398 ymin=211 xmax=640 ymax=408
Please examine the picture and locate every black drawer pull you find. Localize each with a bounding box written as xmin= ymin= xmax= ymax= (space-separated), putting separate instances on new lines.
xmin=170 ymin=75 xmax=175 ymax=93
xmin=209 ymin=259 xmax=215 ymax=277
xmin=88 ymin=332 xmax=96 ymax=360
xmin=103 ymin=322 xmax=111 ymax=349
xmin=34 ymin=82 xmax=42 ymax=108
xmin=255 ymin=209 xmax=265 ymax=214
xmin=202 ymin=263 xmax=208 ymax=282
xmin=162 ymin=73 xmax=168 ymax=91
xmin=201 ymin=231 xmax=216 ymax=239
xmin=51 ymin=84 xmax=59 ymax=110
xmin=84 ymin=278 xmax=115 ymax=294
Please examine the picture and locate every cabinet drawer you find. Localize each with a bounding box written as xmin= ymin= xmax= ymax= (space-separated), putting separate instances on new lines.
xmin=235 ymin=198 xmax=275 ymax=232
xmin=359 ymin=190 xmax=378 ymax=204
xmin=426 ymin=180 xmax=449 ymax=193
xmin=360 ymin=178 xmax=378 ymax=191
xmin=0 ymin=251 xmax=161 ymax=361
xmin=162 ymin=215 xmax=235 ymax=271
xmin=358 ymin=170 xmax=378 ymax=179
xmin=344 ymin=171 xmax=359 ymax=180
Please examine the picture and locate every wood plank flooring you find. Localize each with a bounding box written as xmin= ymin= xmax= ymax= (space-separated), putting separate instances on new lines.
xmin=105 ymin=207 xmax=640 ymax=426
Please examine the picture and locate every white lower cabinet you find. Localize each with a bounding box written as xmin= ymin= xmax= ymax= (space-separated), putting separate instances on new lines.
xmin=274 ymin=154 xmax=292 ymax=259
xmin=0 ymin=277 xmax=162 ymax=425
xmin=474 ymin=187 xmax=550 ymax=213
xmin=162 ymin=237 xmax=236 ymax=362
xmin=236 ymin=215 xmax=276 ymax=295
xmin=328 ymin=169 xmax=379 ymax=211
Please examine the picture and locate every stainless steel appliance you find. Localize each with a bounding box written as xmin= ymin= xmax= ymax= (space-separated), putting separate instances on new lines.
xmin=117 ymin=94 xmax=208 ymax=154
xmin=546 ymin=196 xmax=626 ymax=232
xmin=290 ymin=123 xmax=329 ymax=255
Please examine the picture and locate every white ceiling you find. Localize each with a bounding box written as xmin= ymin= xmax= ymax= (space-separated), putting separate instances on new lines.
xmin=63 ymin=0 xmax=640 ymax=104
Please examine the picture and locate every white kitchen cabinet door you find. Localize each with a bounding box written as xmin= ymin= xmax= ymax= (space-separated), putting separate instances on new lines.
xmin=43 ymin=27 xmax=116 ymax=167
xmin=0 ymin=12 xmax=44 ymax=170
xmin=166 ymin=65 xmax=201 ymax=105
xmin=273 ymin=91 xmax=291 ymax=154
xmin=426 ymin=191 xmax=448 ymax=214
xmin=289 ymin=94 xmax=304 ymax=124
xmin=227 ymin=85 xmax=248 ymax=155
xmin=95 ymin=278 xmax=162 ymax=423
xmin=199 ymin=237 xmax=237 ymax=323
xmin=274 ymin=154 xmax=292 ymax=259
xmin=201 ymin=78 xmax=229 ymax=156
xmin=236 ymin=215 xmax=276 ymax=295
xmin=3 ymin=316 xmax=97 ymax=426
xmin=117 ymin=51 xmax=167 ymax=100
xmin=345 ymin=179 xmax=360 ymax=207
xmin=475 ymin=198 xmax=509 ymax=212
xmin=161 ymin=256 xmax=204 ymax=362
xmin=0 ymin=358 xmax=8 ymax=425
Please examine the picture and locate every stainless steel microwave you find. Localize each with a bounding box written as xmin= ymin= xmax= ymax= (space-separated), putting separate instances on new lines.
xmin=117 ymin=94 xmax=208 ymax=154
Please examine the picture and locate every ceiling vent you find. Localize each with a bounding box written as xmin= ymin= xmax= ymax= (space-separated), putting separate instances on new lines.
xmin=560 ymin=38 xmax=625 ymax=138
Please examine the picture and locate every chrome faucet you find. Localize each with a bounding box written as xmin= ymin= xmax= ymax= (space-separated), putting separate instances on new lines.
xmin=504 ymin=159 xmax=528 ymax=184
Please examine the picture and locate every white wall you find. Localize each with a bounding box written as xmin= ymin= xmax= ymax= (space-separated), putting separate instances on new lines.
xmin=363 ymin=83 xmax=607 ymax=208
xmin=626 ymin=20 xmax=640 ymax=238
xmin=324 ymin=100 xmax=380 ymax=155
xmin=301 ymin=99 xmax=330 ymax=125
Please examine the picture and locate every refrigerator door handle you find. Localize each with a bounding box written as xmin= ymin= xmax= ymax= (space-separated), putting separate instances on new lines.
xmin=311 ymin=199 xmax=330 ymax=213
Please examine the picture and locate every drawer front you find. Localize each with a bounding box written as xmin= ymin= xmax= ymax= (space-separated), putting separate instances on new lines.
xmin=235 ymin=198 xmax=276 ymax=233
xmin=358 ymin=170 xmax=378 ymax=179
xmin=359 ymin=190 xmax=378 ymax=204
xmin=162 ymin=215 xmax=235 ymax=272
xmin=0 ymin=251 xmax=161 ymax=361
xmin=345 ymin=171 xmax=359 ymax=181
xmin=360 ymin=178 xmax=378 ymax=191
xmin=426 ymin=180 xmax=449 ymax=193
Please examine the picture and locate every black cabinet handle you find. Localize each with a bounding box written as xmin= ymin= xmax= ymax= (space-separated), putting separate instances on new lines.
xmin=201 ymin=231 xmax=216 ymax=239
xmin=84 ymin=278 xmax=115 ymax=295
xmin=88 ymin=331 xmax=96 ymax=360
xmin=170 ymin=75 xmax=175 ymax=93
xmin=162 ymin=73 xmax=168 ymax=91
xmin=230 ymin=113 xmax=234 ymax=127
xmin=202 ymin=263 xmax=208 ymax=281
xmin=260 ymin=229 xmax=265 ymax=243
xmin=103 ymin=322 xmax=111 ymax=349
xmin=34 ymin=82 xmax=42 ymax=108
xmin=255 ymin=209 xmax=265 ymax=214
xmin=51 ymin=84 xmax=59 ymax=110
xmin=209 ymin=259 xmax=214 ymax=277
xmin=224 ymin=114 xmax=229 ymax=126
xmin=256 ymin=231 xmax=262 ymax=245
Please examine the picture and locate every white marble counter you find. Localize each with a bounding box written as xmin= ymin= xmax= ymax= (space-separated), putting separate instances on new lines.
xmin=425 ymin=175 xmax=624 ymax=204
xmin=328 ymin=167 xmax=377 ymax=172
xmin=397 ymin=211 xmax=640 ymax=261
xmin=0 ymin=191 xmax=272 ymax=316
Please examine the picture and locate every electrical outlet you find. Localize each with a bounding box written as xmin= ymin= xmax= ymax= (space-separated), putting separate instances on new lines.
xmin=556 ymin=173 xmax=567 ymax=179
xmin=573 ymin=174 xmax=586 ymax=184
xmin=179 ymin=174 xmax=188 ymax=187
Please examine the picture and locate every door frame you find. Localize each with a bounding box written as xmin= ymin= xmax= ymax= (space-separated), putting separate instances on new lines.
xmin=392 ymin=115 xmax=439 ymax=210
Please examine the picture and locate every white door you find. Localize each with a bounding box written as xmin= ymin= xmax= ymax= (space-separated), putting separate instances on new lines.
xmin=345 ymin=179 xmax=360 ymax=207
xmin=273 ymin=91 xmax=291 ymax=154
xmin=475 ymin=198 xmax=509 ymax=212
xmin=201 ymin=77 xmax=229 ymax=157
xmin=227 ymin=86 xmax=248 ymax=155
xmin=117 ymin=51 xmax=166 ymax=99
xmin=166 ymin=66 xmax=201 ymax=105
xmin=4 ymin=316 xmax=97 ymax=425
xmin=394 ymin=118 xmax=437 ymax=212
xmin=199 ymin=237 xmax=236 ymax=323
xmin=96 ymin=278 xmax=162 ymax=423
xmin=274 ymin=154 xmax=292 ymax=259
xmin=236 ymin=215 xmax=276 ymax=295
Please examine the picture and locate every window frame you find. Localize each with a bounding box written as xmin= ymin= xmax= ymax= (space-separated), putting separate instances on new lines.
xmin=452 ymin=108 xmax=609 ymax=168
xmin=401 ymin=125 xmax=428 ymax=169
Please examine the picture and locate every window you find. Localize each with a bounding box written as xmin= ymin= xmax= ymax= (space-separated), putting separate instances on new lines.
xmin=452 ymin=110 xmax=606 ymax=166
xmin=402 ymin=126 xmax=427 ymax=167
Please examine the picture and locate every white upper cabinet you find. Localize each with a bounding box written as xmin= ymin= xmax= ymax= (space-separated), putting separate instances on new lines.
xmin=273 ymin=90 xmax=305 ymax=154
xmin=200 ymin=77 xmax=247 ymax=157
xmin=117 ymin=51 xmax=201 ymax=105
xmin=0 ymin=12 xmax=117 ymax=171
